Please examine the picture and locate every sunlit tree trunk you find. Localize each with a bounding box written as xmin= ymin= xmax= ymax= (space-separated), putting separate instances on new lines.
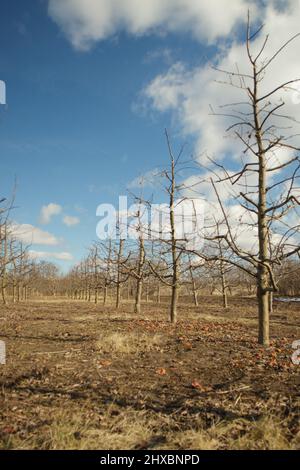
xmin=116 ymin=239 xmax=124 ymax=309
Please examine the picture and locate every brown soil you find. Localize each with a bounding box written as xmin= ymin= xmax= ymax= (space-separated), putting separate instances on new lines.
xmin=0 ymin=297 xmax=299 ymax=450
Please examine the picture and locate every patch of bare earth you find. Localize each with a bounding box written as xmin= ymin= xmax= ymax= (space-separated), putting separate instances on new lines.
xmin=0 ymin=297 xmax=299 ymax=449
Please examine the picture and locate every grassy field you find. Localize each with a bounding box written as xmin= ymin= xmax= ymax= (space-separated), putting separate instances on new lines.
xmin=0 ymin=297 xmax=299 ymax=450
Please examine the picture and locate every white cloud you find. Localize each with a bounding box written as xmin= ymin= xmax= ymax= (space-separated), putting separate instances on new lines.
xmin=143 ymin=47 xmax=174 ymax=65
xmin=48 ymin=0 xmax=252 ymax=51
xmin=143 ymin=0 xmax=300 ymax=165
xmin=29 ymin=250 xmax=74 ymax=261
xmin=11 ymin=223 xmax=60 ymax=246
xmin=63 ymin=215 xmax=80 ymax=226
xmin=127 ymin=168 xmax=161 ymax=189
xmin=39 ymin=203 xmax=62 ymax=225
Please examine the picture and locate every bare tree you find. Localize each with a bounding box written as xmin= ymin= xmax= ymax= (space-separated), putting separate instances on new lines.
xmin=201 ymin=16 xmax=300 ymax=345
xmin=147 ymin=131 xmax=191 ymax=323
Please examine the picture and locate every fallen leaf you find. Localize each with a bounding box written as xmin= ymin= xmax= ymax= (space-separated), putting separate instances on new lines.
xmin=156 ymin=368 xmax=167 ymax=376
xmin=98 ymin=360 xmax=112 ymax=368
xmin=191 ymin=380 xmax=209 ymax=392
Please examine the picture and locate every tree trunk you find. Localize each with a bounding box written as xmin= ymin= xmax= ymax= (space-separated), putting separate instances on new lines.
xmin=170 ymin=284 xmax=178 ymax=324
xmin=12 ymin=282 xmax=16 ymax=303
xmin=1 ymin=280 xmax=7 ymax=305
xmin=127 ymin=283 xmax=130 ymax=301
xmin=1 ymin=225 xmax=8 ymax=305
xmin=189 ymin=266 xmax=198 ymax=306
xmin=221 ymin=267 xmax=228 ymax=309
xmin=193 ymin=290 xmax=198 ymax=307
xmin=157 ymin=284 xmax=161 ymax=304
xmin=170 ymin=151 xmax=178 ymax=324
xmin=116 ymin=284 xmax=121 ymax=309
xmin=268 ymin=291 xmax=273 ymax=315
xmin=258 ymin=285 xmax=269 ymax=345
xmin=116 ymin=239 xmax=124 ymax=309
xmin=134 ymin=236 xmax=145 ymax=314
xmin=103 ymin=285 xmax=108 ymax=306
xmin=134 ymin=278 xmax=143 ymax=314
xmin=254 ymin=65 xmax=270 ymax=347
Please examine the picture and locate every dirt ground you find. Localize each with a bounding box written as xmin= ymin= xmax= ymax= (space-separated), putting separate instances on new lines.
xmin=0 ymin=296 xmax=299 ymax=450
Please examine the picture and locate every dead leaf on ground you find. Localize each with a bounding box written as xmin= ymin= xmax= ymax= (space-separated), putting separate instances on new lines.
xmin=156 ymin=368 xmax=167 ymax=376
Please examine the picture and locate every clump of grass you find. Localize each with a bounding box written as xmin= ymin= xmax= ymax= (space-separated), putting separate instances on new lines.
xmin=227 ymin=416 xmax=298 ymax=450
xmin=165 ymin=416 xmax=299 ymax=450
xmin=96 ymin=331 xmax=164 ymax=356
xmin=167 ymin=429 xmax=219 ymax=450
xmin=6 ymin=406 xmax=161 ymax=450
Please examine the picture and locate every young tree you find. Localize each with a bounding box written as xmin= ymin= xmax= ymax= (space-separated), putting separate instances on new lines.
xmin=147 ymin=132 xmax=189 ymax=323
xmin=204 ymin=17 xmax=300 ymax=345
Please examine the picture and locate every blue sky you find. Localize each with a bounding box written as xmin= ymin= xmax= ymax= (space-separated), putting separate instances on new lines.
xmin=0 ymin=0 xmax=214 ymax=269
xmin=1 ymin=0 xmax=298 ymax=270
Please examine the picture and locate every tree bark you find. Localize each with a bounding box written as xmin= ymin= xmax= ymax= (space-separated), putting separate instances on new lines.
xmin=134 ymin=236 xmax=145 ymax=314
xmin=189 ymin=266 xmax=198 ymax=306
xmin=170 ymin=150 xmax=178 ymax=324
xmin=157 ymin=283 xmax=161 ymax=304
xmin=103 ymin=286 xmax=108 ymax=306
xmin=134 ymin=278 xmax=143 ymax=314
xmin=116 ymin=239 xmax=124 ymax=309
xmin=253 ymin=63 xmax=270 ymax=346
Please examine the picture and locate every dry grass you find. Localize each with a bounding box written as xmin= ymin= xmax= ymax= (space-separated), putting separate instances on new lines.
xmin=3 ymin=406 xmax=160 ymax=450
xmin=4 ymin=407 xmax=298 ymax=450
xmin=96 ymin=331 xmax=164 ymax=356
xmin=167 ymin=417 xmax=299 ymax=450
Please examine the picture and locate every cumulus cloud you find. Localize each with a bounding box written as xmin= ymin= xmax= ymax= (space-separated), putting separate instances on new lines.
xmin=11 ymin=224 xmax=61 ymax=246
xmin=29 ymin=250 xmax=74 ymax=261
xmin=63 ymin=215 xmax=80 ymax=226
xmin=48 ymin=0 xmax=252 ymax=51
xmin=39 ymin=203 xmax=62 ymax=225
xmin=142 ymin=1 xmax=300 ymax=166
